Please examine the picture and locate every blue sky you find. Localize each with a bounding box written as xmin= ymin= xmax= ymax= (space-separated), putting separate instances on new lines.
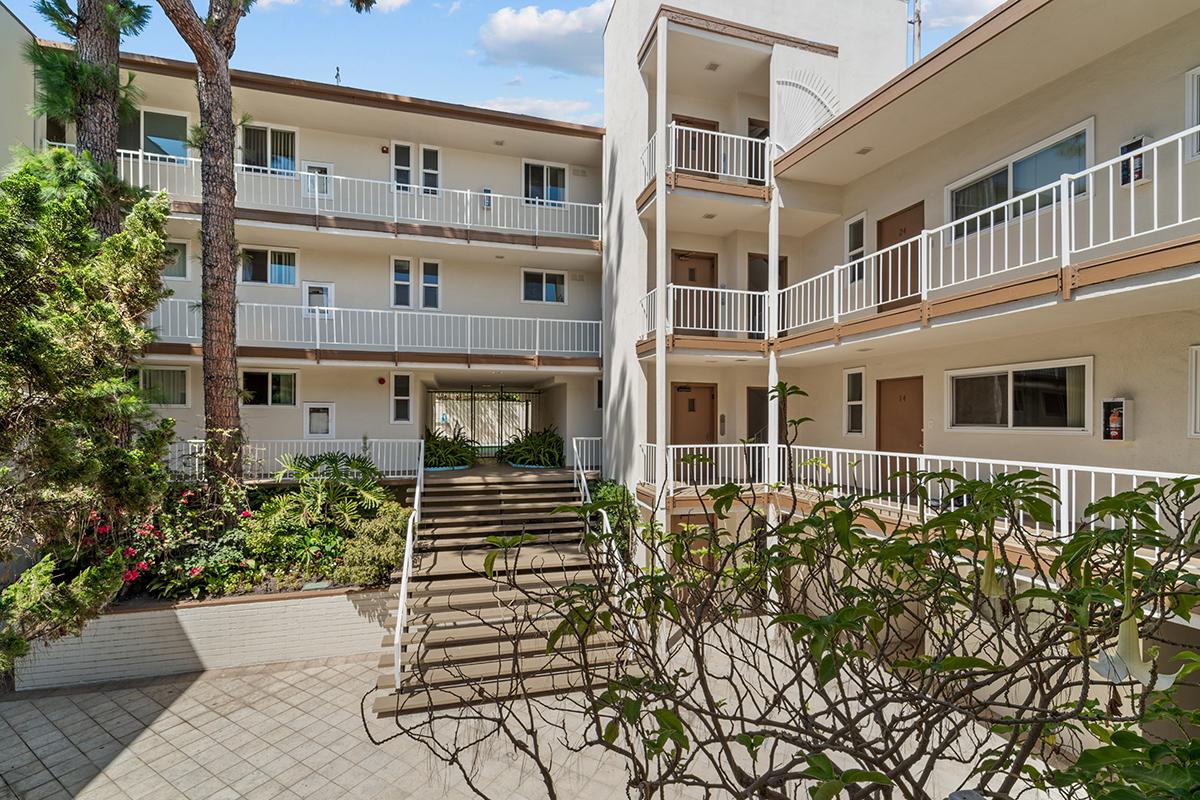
xmin=17 ymin=0 xmax=999 ymax=126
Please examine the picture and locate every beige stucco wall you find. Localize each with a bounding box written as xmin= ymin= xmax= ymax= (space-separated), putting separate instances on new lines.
xmin=0 ymin=1 xmax=35 ymax=161
xmin=781 ymin=308 xmax=1200 ymax=474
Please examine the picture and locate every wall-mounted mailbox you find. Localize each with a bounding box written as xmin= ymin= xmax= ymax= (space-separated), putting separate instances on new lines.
xmin=1102 ymin=398 xmax=1130 ymax=441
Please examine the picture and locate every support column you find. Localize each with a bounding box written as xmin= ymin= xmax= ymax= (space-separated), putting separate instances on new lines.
xmin=653 ymin=16 xmax=670 ymax=545
xmin=765 ymin=146 xmax=782 ymax=607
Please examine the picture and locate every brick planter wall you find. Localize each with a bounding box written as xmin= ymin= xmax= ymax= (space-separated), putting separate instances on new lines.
xmin=13 ymin=588 xmax=392 ymax=691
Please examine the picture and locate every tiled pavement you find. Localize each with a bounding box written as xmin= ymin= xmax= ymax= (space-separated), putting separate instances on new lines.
xmin=0 ymin=658 xmax=630 ymax=800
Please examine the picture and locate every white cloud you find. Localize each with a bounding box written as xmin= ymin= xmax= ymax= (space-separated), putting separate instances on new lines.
xmin=257 ymin=0 xmax=299 ymax=9
xmin=478 ymin=0 xmax=612 ymax=77
xmin=480 ymin=96 xmax=600 ymax=125
xmin=505 ymin=75 xmax=525 ymax=86
xmin=922 ymin=0 xmax=1002 ymax=29
xmin=447 ymin=0 xmax=461 ymax=13
xmin=374 ymin=0 xmax=412 ymax=11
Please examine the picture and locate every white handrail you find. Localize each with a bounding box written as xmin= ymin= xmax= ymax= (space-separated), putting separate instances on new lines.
xmin=667 ymin=284 xmax=768 ymax=337
xmin=667 ymin=123 xmax=771 ymax=184
xmin=393 ymin=439 xmax=424 ymax=689
xmin=165 ymin=438 xmax=423 ymax=479
xmin=148 ymin=299 xmax=602 ymax=357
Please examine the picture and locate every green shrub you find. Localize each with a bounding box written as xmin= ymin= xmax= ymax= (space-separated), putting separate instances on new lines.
xmin=424 ymin=426 xmax=477 ymax=469
xmin=332 ymin=501 xmax=411 ymax=586
xmin=590 ymin=479 xmax=638 ymax=532
xmin=496 ymin=427 xmax=564 ymax=468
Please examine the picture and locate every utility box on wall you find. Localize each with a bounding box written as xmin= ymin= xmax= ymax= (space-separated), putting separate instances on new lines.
xmin=1102 ymin=398 xmax=1130 ymax=441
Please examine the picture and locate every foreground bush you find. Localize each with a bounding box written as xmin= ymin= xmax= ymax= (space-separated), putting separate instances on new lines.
xmin=496 ymin=426 xmax=564 ymax=467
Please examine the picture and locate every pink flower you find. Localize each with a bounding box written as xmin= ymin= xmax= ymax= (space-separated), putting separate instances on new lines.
xmin=188 ymin=566 xmax=203 ymax=577
xmin=136 ymin=561 xmax=149 ymax=570
xmin=123 ymin=569 xmax=140 ymax=582
xmin=87 ymin=510 xmax=100 ymax=523
xmin=240 ymin=510 xmax=252 ymax=518
xmin=123 ymin=547 xmax=137 ymax=557
xmin=96 ymin=524 xmax=112 ymax=535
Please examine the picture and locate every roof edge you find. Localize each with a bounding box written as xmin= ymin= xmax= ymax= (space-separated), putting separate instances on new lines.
xmin=35 ymin=39 xmax=606 ymax=140
xmin=773 ymin=0 xmax=1054 ymax=176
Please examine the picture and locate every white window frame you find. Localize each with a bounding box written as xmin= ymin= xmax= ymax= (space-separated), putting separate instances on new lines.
xmin=944 ymin=356 xmax=1093 ymax=435
xmin=522 ymin=159 xmax=569 ymax=206
xmin=136 ymin=365 xmax=190 ymax=409
xmin=520 ymin=268 xmax=568 ymax=305
xmin=162 ymin=239 xmax=190 ymax=281
xmin=1189 ymin=346 xmax=1200 ymax=437
xmin=239 ymin=121 xmax=299 ymax=177
xmin=391 ymin=255 xmax=414 ymax=309
xmin=239 ymin=369 xmax=298 ymax=408
xmin=391 ymin=141 xmax=415 ymax=192
xmin=843 ymin=367 xmax=865 ymax=437
xmin=390 ymin=372 xmax=413 ymax=424
xmin=301 ymin=281 xmax=335 ymax=318
xmin=239 ymin=246 xmax=298 ymax=288
xmin=303 ymin=402 xmax=336 ymax=439
xmin=300 ymin=160 xmax=334 ymax=199
xmin=1186 ymin=67 xmax=1200 ymax=162
xmin=420 ymin=145 xmax=441 ymax=195
xmin=844 ymin=212 xmax=866 ymax=283
xmin=943 ymin=118 xmax=1095 ymax=226
xmin=419 ymin=259 xmax=441 ymax=311
xmin=121 ymin=106 xmax=192 ymax=160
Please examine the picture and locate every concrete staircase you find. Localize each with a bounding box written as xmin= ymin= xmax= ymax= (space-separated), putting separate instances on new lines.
xmin=373 ymin=469 xmax=618 ymax=717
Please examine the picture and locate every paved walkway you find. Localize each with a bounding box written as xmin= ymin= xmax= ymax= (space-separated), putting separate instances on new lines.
xmin=0 ymin=658 xmax=626 ymax=800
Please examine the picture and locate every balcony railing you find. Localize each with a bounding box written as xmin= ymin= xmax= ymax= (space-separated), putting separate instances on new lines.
xmin=777 ymin=122 xmax=1200 ymax=336
xmin=149 ymin=298 xmax=602 ymax=357
xmin=668 ymin=123 xmax=770 ymax=184
xmin=642 ymin=442 xmax=1197 ymax=537
xmin=52 ymin=145 xmax=601 ymax=240
xmin=167 ymin=438 xmax=424 ymax=480
xmin=641 ymin=285 xmax=767 ymax=339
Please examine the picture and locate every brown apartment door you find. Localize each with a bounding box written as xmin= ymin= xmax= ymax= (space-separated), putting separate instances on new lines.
xmin=747 ymin=254 xmax=787 ymax=339
xmin=876 ymin=376 xmax=924 ymax=502
xmin=673 ymin=115 xmax=720 ymax=177
xmin=672 ymin=382 xmax=717 ymax=484
xmin=876 ymin=202 xmax=924 ymax=311
xmin=672 ymin=250 xmax=718 ymax=336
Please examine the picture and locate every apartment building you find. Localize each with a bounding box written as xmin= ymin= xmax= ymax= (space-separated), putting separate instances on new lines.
xmin=4 ymin=11 xmax=608 ymax=475
xmin=607 ymin=0 xmax=1200 ymax=525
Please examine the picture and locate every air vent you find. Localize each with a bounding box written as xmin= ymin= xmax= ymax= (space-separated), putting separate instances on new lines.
xmin=702 ymin=212 xmax=717 ymax=220
xmin=855 ymin=146 xmax=874 ymax=156
xmin=704 ymin=62 xmax=720 ymax=71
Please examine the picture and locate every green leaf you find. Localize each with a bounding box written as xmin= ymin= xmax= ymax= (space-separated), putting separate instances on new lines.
xmin=841 ymin=769 xmax=891 ymax=786
xmin=933 ymin=656 xmax=998 ymax=672
xmin=603 ymin=718 xmax=619 ymax=744
xmin=811 ymin=779 xmax=844 ymax=800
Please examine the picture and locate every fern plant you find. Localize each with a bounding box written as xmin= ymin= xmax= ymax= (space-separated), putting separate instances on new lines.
xmin=423 ymin=426 xmax=478 ymax=469
xmin=257 ymin=451 xmax=388 ymax=530
xmin=496 ymin=427 xmax=564 ymax=468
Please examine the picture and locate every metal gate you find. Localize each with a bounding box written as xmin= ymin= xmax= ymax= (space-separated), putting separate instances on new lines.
xmin=427 ymin=388 xmax=541 ymax=458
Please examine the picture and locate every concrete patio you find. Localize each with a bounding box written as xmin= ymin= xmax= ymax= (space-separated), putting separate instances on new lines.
xmin=0 ymin=656 xmax=629 ymax=800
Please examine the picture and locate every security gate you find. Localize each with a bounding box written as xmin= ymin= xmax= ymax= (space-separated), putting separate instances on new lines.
xmin=427 ymin=388 xmax=541 ymax=458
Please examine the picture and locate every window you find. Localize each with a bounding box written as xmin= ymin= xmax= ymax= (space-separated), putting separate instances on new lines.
xmin=845 ymin=214 xmax=865 ymax=283
xmin=844 ymin=368 xmax=864 ymax=436
xmin=162 ymin=242 xmax=188 ymax=280
xmin=119 ymin=110 xmax=188 ymax=159
xmin=948 ymin=121 xmax=1091 ymax=235
xmin=301 ymin=161 xmax=333 ymax=199
xmin=1186 ymin=67 xmax=1200 ymax=161
xmin=392 ymin=257 xmax=412 ymax=307
xmin=242 ymin=125 xmax=296 ymax=174
xmin=595 ymin=378 xmax=604 ymax=410
xmin=135 ymin=367 xmax=188 ymax=407
xmin=304 ymin=403 xmax=335 ymax=438
xmin=392 ymin=142 xmax=413 ymax=190
xmin=302 ymin=281 xmax=334 ymax=317
xmin=1190 ymin=346 xmax=1200 ymax=437
xmin=421 ymin=146 xmax=440 ymax=194
xmin=241 ymin=248 xmax=297 ymax=286
xmin=947 ymin=358 xmax=1090 ymax=432
xmin=392 ymin=374 xmax=411 ymax=423
xmin=524 ymin=161 xmax=567 ymax=204
xmin=522 ymin=269 xmax=566 ymax=304
xmin=242 ymin=371 xmax=296 ymax=406
xmin=421 ymin=261 xmax=440 ymax=310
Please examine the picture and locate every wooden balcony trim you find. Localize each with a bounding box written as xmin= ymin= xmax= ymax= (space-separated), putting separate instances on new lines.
xmin=666 ymin=172 xmax=771 ymax=202
xmin=144 ymin=342 xmax=600 ymax=369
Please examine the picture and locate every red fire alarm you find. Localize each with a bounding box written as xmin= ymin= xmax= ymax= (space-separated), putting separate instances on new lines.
xmin=380 ymin=145 xmax=389 ymax=154
xmin=377 ymin=376 xmax=386 ymax=385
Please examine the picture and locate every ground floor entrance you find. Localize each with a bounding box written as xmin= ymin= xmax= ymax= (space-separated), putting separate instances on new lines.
xmin=427 ymin=387 xmax=541 ymax=457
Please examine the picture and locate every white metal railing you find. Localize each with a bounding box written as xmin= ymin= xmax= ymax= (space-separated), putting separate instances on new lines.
xmin=640 ymin=288 xmax=659 ymax=338
xmin=393 ymin=440 xmax=425 ymax=689
xmin=776 ymin=121 xmax=1200 ymax=335
xmin=640 ymin=443 xmax=658 ymax=488
xmin=572 ymin=437 xmax=603 ymax=473
xmin=667 ymin=285 xmax=767 ymax=337
xmin=669 ymin=444 xmax=771 ymax=490
xmin=641 ymin=132 xmax=658 ymax=188
xmin=149 ymin=298 xmax=601 ymax=357
xmin=74 ymin=147 xmax=601 ymax=240
xmin=668 ymin=123 xmax=770 ymax=184
xmin=166 ymin=438 xmax=423 ymax=479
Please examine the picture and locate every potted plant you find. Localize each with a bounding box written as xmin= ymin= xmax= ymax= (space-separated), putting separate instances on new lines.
xmin=495 ymin=427 xmax=564 ymax=468
xmin=423 ymin=426 xmax=478 ymax=470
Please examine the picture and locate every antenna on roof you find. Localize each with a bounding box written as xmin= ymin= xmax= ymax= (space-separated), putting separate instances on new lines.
xmin=334 ymin=66 xmax=342 ymax=86
xmin=909 ymin=0 xmax=923 ymax=65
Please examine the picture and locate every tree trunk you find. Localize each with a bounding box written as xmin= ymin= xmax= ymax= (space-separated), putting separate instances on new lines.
xmin=196 ymin=63 xmax=243 ymax=482
xmin=74 ymin=0 xmax=122 ymax=238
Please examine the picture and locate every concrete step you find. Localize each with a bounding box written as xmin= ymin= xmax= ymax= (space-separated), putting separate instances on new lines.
xmin=422 ymin=491 xmax=581 ymax=506
xmin=378 ymin=644 xmax=621 ymax=691
xmin=372 ymin=664 xmax=616 ymax=716
xmin=380 ymin=629 xmax=615 ymax=671
xmin=398 ymin=568 xmax=592 ymax=595
xmin=412 ymin=545 xmax=589 ymax=579
xmin=422 ymin=531 xmax=584 ymax=551
xmin=419 ymin=519 xmax=586 ymax=537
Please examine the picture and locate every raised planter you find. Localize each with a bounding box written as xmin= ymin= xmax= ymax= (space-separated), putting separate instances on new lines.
xmin=506 ymin=462 xmax=562 ymax=469
xmin=13 ymin=587 xmax=393 ymax=691
xmin=424 ymin=464 xmax=470 ymax=472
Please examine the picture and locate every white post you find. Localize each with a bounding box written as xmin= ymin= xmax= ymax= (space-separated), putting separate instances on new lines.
xmin=1059 ymin=173 xmax=1073 ymax=270
xmin=765 ymin=143 xmax=781 ymax=605
xmin=653 ymin=15 xmax=670 ymax=550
